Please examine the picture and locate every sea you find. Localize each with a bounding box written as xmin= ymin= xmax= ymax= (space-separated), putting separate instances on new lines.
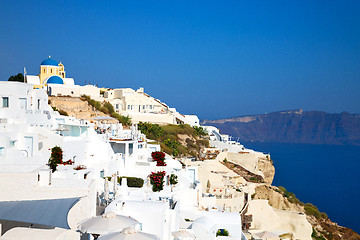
xmin=242 ymin=142 xmax=360 ymax=234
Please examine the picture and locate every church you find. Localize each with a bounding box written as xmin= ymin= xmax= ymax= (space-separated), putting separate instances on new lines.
xmin=25 ymin=56 xmax=75 ymax=87
xmin=24 ymin=57 xmax=99 ymax=99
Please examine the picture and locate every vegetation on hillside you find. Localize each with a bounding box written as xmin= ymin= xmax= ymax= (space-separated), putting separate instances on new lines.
xmin=138 ymin=122 xmax=209 ymax=157
xmin=312 ymin=228 xmax=327 ymax=240
xmin=52 ymin=106 xmax=68 ymax=116
xmin=80 ymin=95 xmax=131 ymax=126
xmin=8 ymin=73 xmax=24 ymax=82
xmin=276 ymin=186 xmax=300 ymax=204
xmin=276 ymin=186 xmax=328 ymax=220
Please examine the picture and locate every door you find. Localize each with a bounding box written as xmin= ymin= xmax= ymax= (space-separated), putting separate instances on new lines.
xmin=24 ymin=136 xmax=33 ymax=157
xmin=19 ymin=98 xmax=27 ymax=110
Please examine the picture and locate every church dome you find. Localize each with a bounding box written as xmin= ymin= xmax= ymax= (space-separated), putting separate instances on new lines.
xmin=46 ymin=76 xmax=63 ymax=84
xmin=41 ymin=57 xmax=59 ymax=66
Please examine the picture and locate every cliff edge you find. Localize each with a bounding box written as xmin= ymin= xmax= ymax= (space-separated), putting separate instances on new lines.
xmin=202 ymin=110 xmax=360 ymax=145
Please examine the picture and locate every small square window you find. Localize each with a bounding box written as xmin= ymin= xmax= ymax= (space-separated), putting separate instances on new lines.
xmin=0 ymin=147 xmax=4 ymax=155
xmin=2 ymin=97 xmax=9 ymax=108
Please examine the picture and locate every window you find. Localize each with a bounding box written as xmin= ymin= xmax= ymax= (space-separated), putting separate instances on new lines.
xmin=43 ymin=69 xmax=46 ymax=73
xmin=0 ymin=147 xmax=4 ymax=155
xmin=37 ymin=99 xmax=41 ymax=109
xmin=2 ymin=97 xmax=9 ymax=108
xmin=50 ymin=69 xmax=53 ymax=73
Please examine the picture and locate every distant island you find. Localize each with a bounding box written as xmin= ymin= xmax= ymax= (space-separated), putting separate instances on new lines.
xmin=201 ymin=109 xmax=360 ymax=145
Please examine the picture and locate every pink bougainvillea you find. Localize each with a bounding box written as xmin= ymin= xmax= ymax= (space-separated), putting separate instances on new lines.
xmin=151 ymin=151 xmax=166 ymax=166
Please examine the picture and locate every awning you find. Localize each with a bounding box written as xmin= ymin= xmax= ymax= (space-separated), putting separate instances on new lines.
xmin=0 ymin=227 xmax=80 ymax=240
xmin=91 ymin=116 xmax=115 ymax=120
xmin=0 ymin=198 xmax=80 ymax=229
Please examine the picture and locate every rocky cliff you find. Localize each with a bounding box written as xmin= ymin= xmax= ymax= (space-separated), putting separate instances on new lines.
xmin=252 ymin=185 xmax=360 ymax=240
xmin=49 ymin=96 xmax=116 ymax=122
xmin=202 ymin=110 xmax=360 ymax=145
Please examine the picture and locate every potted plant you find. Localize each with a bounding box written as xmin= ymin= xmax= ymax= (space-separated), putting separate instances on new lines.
xmin=148 ymin=171 xmax=166 ymax=192
xmin=151 ymin=151 xmax=166 ymax=166
xmin=48 ymin=146 xmax=63 ymax=172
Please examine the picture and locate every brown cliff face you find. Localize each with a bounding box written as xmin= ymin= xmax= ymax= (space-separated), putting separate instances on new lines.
xmin=256 ymin=156 xmax=275 ymax=184
xmin=202 ymin=110 xmax=360 ymax=145
xmin=252 ymin=185 xmax=360 ymax=240
xmin=49 ymin=96 xmax=117 ymax=123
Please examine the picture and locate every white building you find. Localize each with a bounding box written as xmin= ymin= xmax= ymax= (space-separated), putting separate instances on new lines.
xmin=0 ymin=81 xmax=247 ymax=240
xmin=104 ymin=87 xmax=200 ymax=126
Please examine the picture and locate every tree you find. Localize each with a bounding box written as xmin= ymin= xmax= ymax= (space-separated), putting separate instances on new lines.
xmin=8 ymin=73 xmax=24 ymax=82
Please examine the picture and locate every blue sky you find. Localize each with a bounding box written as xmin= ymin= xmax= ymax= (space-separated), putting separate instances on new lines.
xmin=0 ymin=0 xmax=359 ymax=119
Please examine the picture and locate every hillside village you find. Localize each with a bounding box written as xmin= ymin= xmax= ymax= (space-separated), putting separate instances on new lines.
xmin=0 ymin=58 xmax=359 ymax=240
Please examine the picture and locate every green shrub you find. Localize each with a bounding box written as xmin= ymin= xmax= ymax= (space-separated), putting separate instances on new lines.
xmin=216 ymin=229 xmax=229 ymax=236
xmin=177 ymin=144 xmax=188 ymax=156
xmin=189 ymin=151 xmax=197 ymax=157
xmin=139 ymin=122 xmax=208 ymax=157
xmin=94 ymin=101 xmax=101 ymax=110
xmin=164 ymin=139 xmax=179 ymax=156
xmin=118 ymin=176 xmax=144 ymax=188
xmin=103 ymin=102 xmax=115 ymax=114
xmin=162 ymin=124 xmax=195 ymax=137
xmin=312 ymin=228 xmax=326 ymax=240
xmin=89 ymin=99 xmax=96 ymax=107
xmin=51 ymin=106 xmax=68 ymax=116
xmin=320 ymin=212 xmax=328 ymax=219
xmin=193 ymin=126 xmax=207 ymax=136
xmin=304 ymin=204 xmax=321 ymax=219
xmin=249 ymin=177 xmax=263 ymax=183
xmin=170 ymin=174 xmax=178 ymax=185
xmin=197 ymin=139 xmax=210 ymax=148
xmin=110 ymin=112 xmax=131 ymax=126
xmin=81 ymin=95 xmax=131 ymax=125
xmin=58 ymin=109 xmax=68 ymax=116
xmin=278 ymin=186 xmax=300 ymax=204
xmin=138 ymin=122 xmax=164 ymax=138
